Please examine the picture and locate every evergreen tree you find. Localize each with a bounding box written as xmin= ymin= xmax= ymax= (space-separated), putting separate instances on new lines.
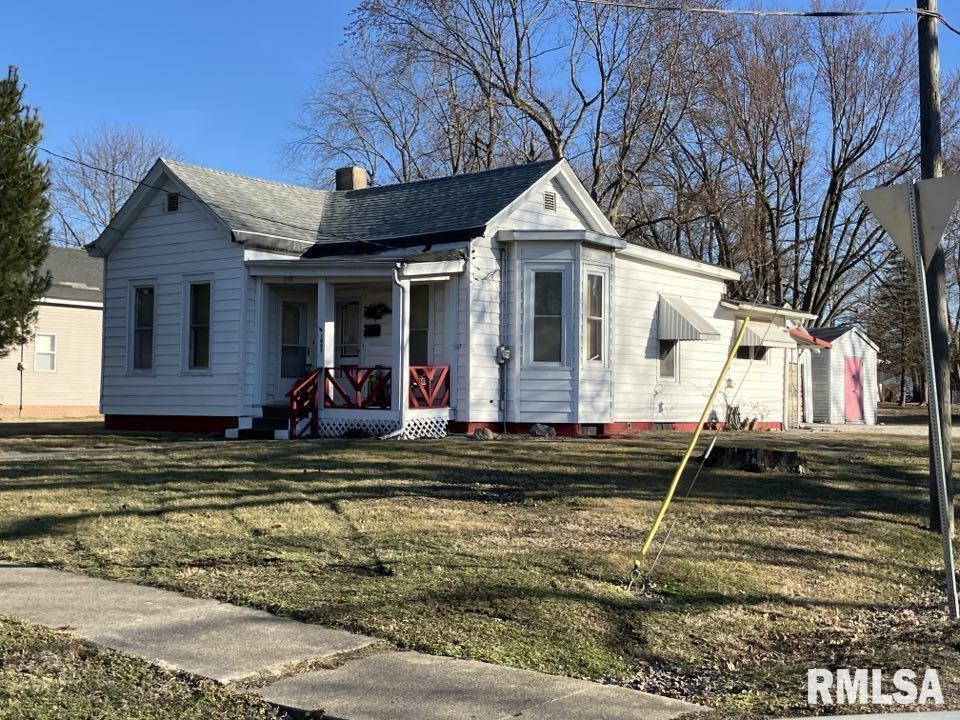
xmin=0 ymin=66 xmax=50 ymax=357
xmin=864 ymin=256 xmax=922 ymax=404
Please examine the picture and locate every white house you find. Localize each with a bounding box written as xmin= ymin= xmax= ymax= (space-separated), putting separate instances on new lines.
xmin=88 ymin=158 xmax=810 ymax=438
xmin=807 ymin=326 xmax=879 ymax=425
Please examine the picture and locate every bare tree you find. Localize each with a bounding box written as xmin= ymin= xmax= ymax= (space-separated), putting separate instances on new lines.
xmin=291 ymin=0 xmax=960 ymax=326
xmin=52 ymin=124 xmax=176 ymax=246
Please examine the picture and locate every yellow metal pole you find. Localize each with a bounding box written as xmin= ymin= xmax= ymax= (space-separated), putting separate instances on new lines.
xmin=638 ymin=315 xmax=752 ymax=560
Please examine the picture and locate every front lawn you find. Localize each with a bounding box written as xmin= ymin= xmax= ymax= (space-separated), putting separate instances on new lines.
xmin=0 ymin=424 xmax=957 ymax=717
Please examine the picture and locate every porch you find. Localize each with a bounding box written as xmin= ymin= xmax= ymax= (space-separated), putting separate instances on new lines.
xmin=238 ymin=257 xmax=462 ymax=440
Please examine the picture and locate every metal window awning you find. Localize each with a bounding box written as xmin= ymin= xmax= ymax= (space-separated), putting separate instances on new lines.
xmin=658 ymin=294 xmax=721 ymax=341
xmin=737 ymin=319 xmax=796 ymax=348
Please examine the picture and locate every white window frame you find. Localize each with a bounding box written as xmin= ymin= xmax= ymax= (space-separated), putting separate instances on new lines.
xmin=129 ymin=281 xmax=157 ymax=374
xmin=181 ymin=276 xmax=214 ymax=374
xmin=33 ymin=332 xmax=56 ymax=372
xmin=583 ymin=267 xmax=609 ymax=366
xmin=523 ymin=262 xmax=571 ymax=368
xmin=658 ymin=339 xmax=680 ymax=381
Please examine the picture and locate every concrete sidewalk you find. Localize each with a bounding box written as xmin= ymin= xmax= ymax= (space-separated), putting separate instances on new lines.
xmin=0 ymin=563 xmax=698 ymax=720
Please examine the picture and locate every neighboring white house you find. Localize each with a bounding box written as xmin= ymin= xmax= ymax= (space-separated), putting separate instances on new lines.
xmin=807 ymin=325 xmax=879 ymax=425
xmin=88 ymin=157 xmax=810 ymax=438
xmin=0 ymin=246 xmax=103 ymax=418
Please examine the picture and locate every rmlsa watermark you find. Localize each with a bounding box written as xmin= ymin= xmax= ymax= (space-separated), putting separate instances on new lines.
xmin=808 ymin=668 xmax=944 ymax=706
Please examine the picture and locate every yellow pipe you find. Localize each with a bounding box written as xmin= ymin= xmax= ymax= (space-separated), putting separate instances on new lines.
xmin=638 ymin=315 xmax=752 ymax=559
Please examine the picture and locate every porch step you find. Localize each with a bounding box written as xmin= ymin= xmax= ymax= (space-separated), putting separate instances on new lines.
xmin=225 ymin=407 xmax=289 ymax=440
xmin=231 ymin=428 xmax=284 ymax=440
xmin=261 ymin=404 xmax=289 ymax=419
xmin=251 ymin=415 xmax=287 ymax=431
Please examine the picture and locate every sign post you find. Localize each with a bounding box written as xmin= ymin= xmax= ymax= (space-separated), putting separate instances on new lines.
xmin=863 ymin=178 xmax=960 ymax=619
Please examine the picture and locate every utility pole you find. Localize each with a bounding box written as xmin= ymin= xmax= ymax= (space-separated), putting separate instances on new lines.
xmin=917 ymin=0 xmax=954 ymax=533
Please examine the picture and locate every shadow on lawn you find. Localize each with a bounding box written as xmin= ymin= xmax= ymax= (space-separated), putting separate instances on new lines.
xmin=0 ymin=437 xmax=931 ymax=542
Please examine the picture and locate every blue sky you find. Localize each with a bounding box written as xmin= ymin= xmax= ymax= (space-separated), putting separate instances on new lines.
xmin=9 ymin=1 xmax=359 ymax=183
xmin=8 ymin=1 xmax=960 ymax=186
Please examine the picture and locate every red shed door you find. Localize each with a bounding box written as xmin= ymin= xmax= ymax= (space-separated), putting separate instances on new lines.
xmin=844 ymin=356 xmax=864 ymax=423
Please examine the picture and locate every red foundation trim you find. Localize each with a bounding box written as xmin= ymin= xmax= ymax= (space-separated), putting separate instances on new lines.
xmin=449 ymin=422 xmax=583 ymax=437
xmin=104 ymin=414 xmax=237 ymax=433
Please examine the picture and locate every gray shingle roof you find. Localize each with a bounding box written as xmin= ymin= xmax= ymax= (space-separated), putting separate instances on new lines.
xmin=162 ymin=158 xmax=561 ymax=254
xmin=163 ymin=159 xmax=327 ymax=244
xmin=42 ymin=246 xmax=103 ymax=303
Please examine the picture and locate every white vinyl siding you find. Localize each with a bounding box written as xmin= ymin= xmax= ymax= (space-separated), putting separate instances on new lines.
xmin=466 ymin=233 xmax=504 ymax=422
xmin=100 ymin=180 xmax=246 ymax=417
xmin=613 ymin=254 xmax=787 ymax=426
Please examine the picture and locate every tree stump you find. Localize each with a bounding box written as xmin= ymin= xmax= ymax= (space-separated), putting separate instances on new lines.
xmin=703 ymin=445 xmax=807 ymax=474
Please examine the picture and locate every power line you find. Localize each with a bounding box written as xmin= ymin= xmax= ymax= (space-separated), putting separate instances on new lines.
xmin=572 ymin=0 xmax=960 ymax=37
xmin=0 ymin=130 xmax=396 ymax=252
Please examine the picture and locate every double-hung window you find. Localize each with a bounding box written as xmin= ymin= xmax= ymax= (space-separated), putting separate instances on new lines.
xmin=532 ymin=271 xmax=564 ymax=363
xmin=409 ymin=284 xmax=430 ymax=366
xmin=132 ymin=285 xmax=155 ymax=371
xmin=585 ymin=273 xmax=604 ymax=362
xmin=188 ymin=282 xmax=212 ymax=370
xmin=34 ymin=333 xmax=56 ymax=372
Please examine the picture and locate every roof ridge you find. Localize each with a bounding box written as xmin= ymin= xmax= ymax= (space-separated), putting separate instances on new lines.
xmin=341 ymin=158 xmax=562 ymax=194
xmin=161 ymin=157 xmax=329 ymax=195
xmin=160 ymin=156 xmax=560 ymax=196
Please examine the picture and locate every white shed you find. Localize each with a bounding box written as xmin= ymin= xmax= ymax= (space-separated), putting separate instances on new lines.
xmin=807 ymin=326 xmax=879 ymax=425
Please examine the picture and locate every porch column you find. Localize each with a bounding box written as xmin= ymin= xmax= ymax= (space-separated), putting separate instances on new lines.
xmin=391 ymin=277 xmax=411 ymax=425
xmin=316 ymin=279 xmax=335 ymax=369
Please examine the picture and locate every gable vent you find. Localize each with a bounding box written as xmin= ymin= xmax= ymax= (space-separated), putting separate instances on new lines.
xmin=166 ymin=192 xmax=180 ymax=212
xmin=543 ymin=190 xmax=557 ymax=212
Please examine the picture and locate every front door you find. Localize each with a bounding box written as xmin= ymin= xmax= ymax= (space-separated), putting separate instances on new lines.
xmin=844 ymin=356 xmax=864 ymax=423
xmin=335 ymin=299 xmax=362 ymax=367
xmin=280 ymin=300 xmax=310 ymax=389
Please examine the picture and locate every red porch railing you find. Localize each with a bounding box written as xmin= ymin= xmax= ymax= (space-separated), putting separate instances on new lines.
xmin=409 ymin=365 xmax=450 ymax=409
xmin=286 ymin=365 xmax=449 ymax=438
xmin=286 ymin=367 xmax=320 ymax=438
xmin=323 ymin=366 xmax=393 ymax=409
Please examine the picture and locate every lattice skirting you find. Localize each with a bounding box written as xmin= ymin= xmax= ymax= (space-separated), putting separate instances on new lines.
xmin=316 ymin=418 xmax=402 ymax=438
xmin=314 ymin=414 xmax=449 ymax=440
xmin=400 ymin=414 xmax=449 ymax=439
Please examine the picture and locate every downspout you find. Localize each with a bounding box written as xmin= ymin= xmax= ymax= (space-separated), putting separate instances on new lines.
xmin=17 ymin=342 xmax=24 ymax=417
xmin=498 ymin=246 xmax=508 ymax=435
xmin=381 ymin=266 xmax=408 ymax=439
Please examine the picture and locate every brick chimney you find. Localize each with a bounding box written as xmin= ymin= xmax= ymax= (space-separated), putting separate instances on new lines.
xmin=335 ymin=166 xmax=368 ymax=191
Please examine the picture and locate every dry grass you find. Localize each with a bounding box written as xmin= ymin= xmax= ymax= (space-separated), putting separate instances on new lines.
xmin=0 ymin=616 xmax=284 ymax=720
xmin=0 ymin=420 xmax=957 ymax=717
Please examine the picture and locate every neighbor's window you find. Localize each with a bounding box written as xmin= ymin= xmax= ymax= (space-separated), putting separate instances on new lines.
xmin=133 ymin=285 xmax=155 ymax=370
xmin=34 ymin=333 xmax=56 ymax=372
xmin=188 ymin=282 xmax=211 ymax=369
xmin=533 ymin=271 xmax=563 ymax=363
xmin=586 ymin=274 xmax=604 ymax=362
xmin=659 ymin=340 xmax=678 ymax=379
xmin=409 ymin=284 xmax=430 ymax=366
